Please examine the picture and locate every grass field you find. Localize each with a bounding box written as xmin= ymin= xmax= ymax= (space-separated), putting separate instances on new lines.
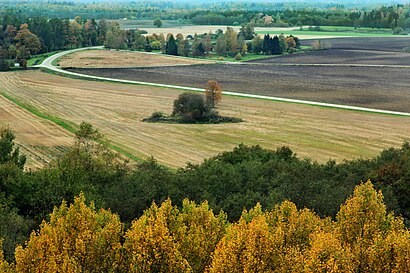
xmin=256 ymin=28 xmax=399 ymax=37
xmin=0 ymin=88 xmax=73 ymax=169
xmin=1 ymin=70 xmax=410 ymax=168
xmin=58 ymin=49 xmax=214 ymax=68
xmin=28 ymin=51 xmax=61 ymax=67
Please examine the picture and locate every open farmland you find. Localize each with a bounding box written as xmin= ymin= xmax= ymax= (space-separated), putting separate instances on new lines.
xmin=255 ymin=37 xmax=410 ymax=65
xmin=68 ymin=64 xmax=410 ymax=112
xmin=58 ymin=49 xmax=213 ymax=68
xmin=0 ymin=91 xmax=73 ymax=169
xmin=66 ymin=37 xmax=410 ymax=112
xmin=1 ymin=70 xmax=410 ymax=168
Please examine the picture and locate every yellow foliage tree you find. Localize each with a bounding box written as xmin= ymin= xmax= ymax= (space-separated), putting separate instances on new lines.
xmin=304 ymin=231 xmax=354 ymax=273
xmin=124 ymin=198 xmax=227 ymax=273
xmin=209 ymin=201 xmax=321 ymax=273
xmin=174 ymin=199 xmax=227 ymax=273
xmin=123 ymin=199 xmax=191 ymax=273
xmin=336 ymin=180 xmax=410 ymax=272
xmin=14 ymin=193 xmax=123 ymax=273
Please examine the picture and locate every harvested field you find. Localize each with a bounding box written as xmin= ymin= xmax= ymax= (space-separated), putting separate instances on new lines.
xmin=1 ymin=70 xmax=410 ymax=168
xmin=0 ymin=91 xmax=73 ymax=169
xmin=254 ymin=37 xmax=410 ymax=65
xmin=58 ymin=49 xmax=213 ymax=68
xmin=68 ymin=63 xmax=410 ymax=112
xmin=63 ymin=36 xmax=410 ymax=113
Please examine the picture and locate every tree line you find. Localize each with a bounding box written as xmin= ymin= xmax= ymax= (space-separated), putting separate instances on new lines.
xmin=0 ymin=124 xmax=410 ymax=264
xmin=105 ymin=25 xmax=300 ymax=60
xmin=3 ymin=0 xmax=410 ymax=29
xmin=1 ymin=182 xmax=409 ymax=272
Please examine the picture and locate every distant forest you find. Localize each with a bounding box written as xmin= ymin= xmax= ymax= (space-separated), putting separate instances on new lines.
xmin=1 ymin=1 xmax=410 ymax=30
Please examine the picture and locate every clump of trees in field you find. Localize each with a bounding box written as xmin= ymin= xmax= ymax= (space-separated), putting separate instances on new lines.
xmin=144 ymin=80 xmax=242 ymax=124
xmin=1 ymin=125 xmax=410 ymax=266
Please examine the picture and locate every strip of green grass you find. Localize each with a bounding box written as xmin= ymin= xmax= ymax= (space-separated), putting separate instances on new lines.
xmin=256 ymin=29 xmax=398 ymax=37
xmin=0 ymin=91 xmax=142 ymax=162
xmin=28 ymin=51 xmax=61 ymax=67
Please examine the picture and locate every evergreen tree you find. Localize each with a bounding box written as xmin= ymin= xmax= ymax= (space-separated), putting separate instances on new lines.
xmin=262 ymin=34 xmax=270 ymax=55
xmin=165 ymin=34 xmax=178 ymax=55
xmin=271 ymin=35 xmax=282 ymax=55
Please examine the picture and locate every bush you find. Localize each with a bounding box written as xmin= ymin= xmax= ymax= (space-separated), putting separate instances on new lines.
xmin=402 ymin=47 xmax=410 ymax=53
xmin=142 ymin=112 xmax=170 ymax=122
xmin=234 ymin=53 xmax=242 ymax=60
xmin=172 ymin=93 xmax=209 ymax=122
xmin=0 ymin=59 xmax=12 ymax=71
xmin=393 ymin=27 xmax=408 ymax=35
xmin=151 ymin=40 xmax=161 ymax=50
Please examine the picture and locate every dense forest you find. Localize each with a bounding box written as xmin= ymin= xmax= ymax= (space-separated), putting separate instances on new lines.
xmin=1 ymin=123 xmax=409 ymax=268
xmin=1 ymin=1 xmax=410 ymax=29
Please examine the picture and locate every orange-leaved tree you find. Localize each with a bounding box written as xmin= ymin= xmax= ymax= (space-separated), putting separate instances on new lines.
xmin=205 ymin=80 xmax=222 ymax=109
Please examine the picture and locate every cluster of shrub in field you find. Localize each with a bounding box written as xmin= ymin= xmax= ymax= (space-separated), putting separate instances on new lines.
xmin=1 ymin=124 xmax=410 ymax=268
xmin=1 ymin=181 xmax=409 ymax=272
xmin=144 ymin=81 xmax=242 ymax=124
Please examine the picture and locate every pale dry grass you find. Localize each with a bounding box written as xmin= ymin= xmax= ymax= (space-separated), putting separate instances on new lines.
xmin=0 ymin=93 xmax=73 ymax=169
xmin=1 ymin=70 xmax=409 ymax=168
xmin=59 ymin=49 xmax=213 ymax=68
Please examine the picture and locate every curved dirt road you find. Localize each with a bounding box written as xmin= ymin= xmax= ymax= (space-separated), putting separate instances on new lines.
xmin=37 ymin=47 xmax=410 ymax=117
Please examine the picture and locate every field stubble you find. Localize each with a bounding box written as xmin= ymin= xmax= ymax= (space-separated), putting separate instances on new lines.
xmin=1 ymin=71 xmax=409 ymax=168
xmin=0 ymin=87 xmax=73 ymax=169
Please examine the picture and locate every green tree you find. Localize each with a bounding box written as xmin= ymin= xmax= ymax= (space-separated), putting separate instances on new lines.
xmin=0 ymin=128 xmax=26 ymax=169
xmin=165 ymin=34 xmax=178 ymax=55
xmin=154 ymin=18 xmax=163 ymax=28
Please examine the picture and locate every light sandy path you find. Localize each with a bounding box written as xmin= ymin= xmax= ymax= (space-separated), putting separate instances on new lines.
xmin=38 ymin=47 xmax=410 ymax=117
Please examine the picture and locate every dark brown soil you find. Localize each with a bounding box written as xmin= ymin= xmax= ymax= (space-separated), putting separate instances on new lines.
xmin=67 ymin=37 xmax=410 ymax=113
xmin=251 ymin=37 xmax=410 ymax=65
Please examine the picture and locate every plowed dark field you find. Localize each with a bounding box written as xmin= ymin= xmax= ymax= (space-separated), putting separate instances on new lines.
xmin=251 ymin=37 xmax=410 ymax=65
xmin=67 ymin=37 xmax=410 ymax=113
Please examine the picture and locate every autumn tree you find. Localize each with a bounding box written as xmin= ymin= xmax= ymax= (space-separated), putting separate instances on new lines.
xmin=123 ymin=200 xmax=192 ymax=273
xmin=224 ymin=27 xmax=238 ymax=56
xmin=124 ymin=199 xmax=227 ymax=273
xmin=252 ymin=35 xmax=263 ymax=54
xmin=15 ymin=193 xmax=123 ymax=272
xmin=336 ymin=181 xmax=409 ymax=272
xmin=205 ymin=80 xmax=222 ymax=109
xmin=14 ymin=24 xmax=41 ymax=56
xmin=178 ymin=38 xmax=189 ymax=57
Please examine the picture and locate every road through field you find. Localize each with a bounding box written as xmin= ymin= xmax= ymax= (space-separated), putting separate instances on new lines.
xmin=38 ymin=47 xmax=410 ymax=116
xmin=2 ymin=71 xmax=410 ymax=168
